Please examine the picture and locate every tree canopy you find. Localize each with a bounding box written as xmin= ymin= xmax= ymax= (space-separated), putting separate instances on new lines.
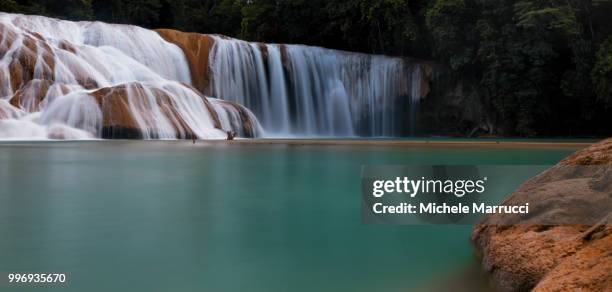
xmin=1 ymin=0 xmax=611 ymax=137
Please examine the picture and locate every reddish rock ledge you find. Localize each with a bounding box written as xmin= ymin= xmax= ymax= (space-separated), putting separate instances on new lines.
xmin=155 ymin=29 xmax=216 ymax=95
xmin=471 ymin=138 xmax=612 ymax=291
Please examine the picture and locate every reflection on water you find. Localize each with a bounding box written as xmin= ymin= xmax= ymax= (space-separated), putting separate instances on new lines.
xmin=0 ymin=141 xmax=577 ymax=291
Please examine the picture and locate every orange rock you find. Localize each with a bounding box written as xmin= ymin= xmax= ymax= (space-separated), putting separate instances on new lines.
xmin=90 ymin=84 xmax=140 ymax=132
xmin=9 ymin=79 xmax=70 ymax=112
xmin=1 ymin=24 xmax=55 ymax=91
xmin=90 ymin=82 xmax=227 ymax=139
xmin=472 ymin=138 xmax=612 ymax=291
xmin=213 ymin=99 xmax=259 ymax=138
xmin=1 ymin=22 xmax=102 ymax=95
xmin=58 ymin=40 xmax=77 ymax=54
xmin=559 ymin=138 xmax=612 ymax=165
xmin=534 ymin=228 xmax=612 ymax=291
xmin=155 ymin=29 xmax=216 ymax=95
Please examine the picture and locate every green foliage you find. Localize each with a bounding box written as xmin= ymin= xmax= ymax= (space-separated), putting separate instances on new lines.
xmin=4 ymin=0 xmax=93 ymax=20
xmin=2 ymin=0 xmax=611 ymax=136
xmin=515 ymin=1 xmax=579 ymax=36
xmin=123 ymin=0 xmax=162 ymax=27
xmin=98 ymin=0 xmax=161 ymax=27
xmin=0 ymin=0 xmax=20 ymax=12
xmin=357 ymin=0 xmax=419 ymax=54
xmin=183 ymin=0 xmax=243 ymax=36
xmin=240 ymin=0 xmax=277 ymax=41
xmin=592 ymin=36 xmax=612 ymax=107
xmin=426 ymin=0 xmax=476 ymax=70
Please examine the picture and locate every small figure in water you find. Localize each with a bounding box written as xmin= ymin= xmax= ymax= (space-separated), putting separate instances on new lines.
xmin=192 ymin=135 xmax=196 ymax=144
xmin=226 ymin=130 xmax=235 ymax=140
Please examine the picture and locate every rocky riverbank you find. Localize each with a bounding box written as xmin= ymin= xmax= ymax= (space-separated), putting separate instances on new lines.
xmin=471 ymin=138 xmax=611 ymax=291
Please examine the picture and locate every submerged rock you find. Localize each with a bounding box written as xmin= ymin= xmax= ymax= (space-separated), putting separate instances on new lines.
xmin=472 ymin=138 xmax=612 ymax=291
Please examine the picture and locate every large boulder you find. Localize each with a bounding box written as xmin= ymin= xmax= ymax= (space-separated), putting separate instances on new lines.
xmin=92 ymin=83 xmax=207 ymax=139
xmin=471 ymin=138 xmax=612 ymax=291
xmin=89 ymin=82 xmax=262 ymax=139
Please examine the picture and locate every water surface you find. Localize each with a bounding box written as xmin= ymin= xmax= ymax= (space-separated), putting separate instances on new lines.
xmin=0 ymin=141 xmax=581 ymax=291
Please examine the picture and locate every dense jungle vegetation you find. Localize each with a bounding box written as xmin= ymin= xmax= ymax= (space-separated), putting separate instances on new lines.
xmin=1 ymin=0 xmax=611 ymax=136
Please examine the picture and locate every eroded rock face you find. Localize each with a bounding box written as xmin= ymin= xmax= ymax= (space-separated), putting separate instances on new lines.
xmin=472 ymin=138 xmax=612 ymax=291
xmin=155 ymin=29 xmax=215 ymax=94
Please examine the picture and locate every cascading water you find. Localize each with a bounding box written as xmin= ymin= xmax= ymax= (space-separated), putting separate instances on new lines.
xmin=208 ymin=36 xmax=427 ymax=137
xmin=0 ymin=12 xmax=428 ymax=139
xmin=0 ymin=13 xmax=261 ymax=139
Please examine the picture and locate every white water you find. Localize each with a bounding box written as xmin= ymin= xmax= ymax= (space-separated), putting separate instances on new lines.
xmin=0 ymin=13 xmax=260 ymax=139
xmin=209 ymin=37 xmax=426 ymax=137
xmin=0 ymin=12 xmax=427 ymax=139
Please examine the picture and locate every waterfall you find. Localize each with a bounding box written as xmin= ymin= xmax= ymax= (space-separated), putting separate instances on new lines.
xmin=0 ymin=12 xmax=429 ymax=139
xmin=209 ymin=36 xmax=426 ymax=137
xmin=0 ymin=13 xmax=261 ymax=139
